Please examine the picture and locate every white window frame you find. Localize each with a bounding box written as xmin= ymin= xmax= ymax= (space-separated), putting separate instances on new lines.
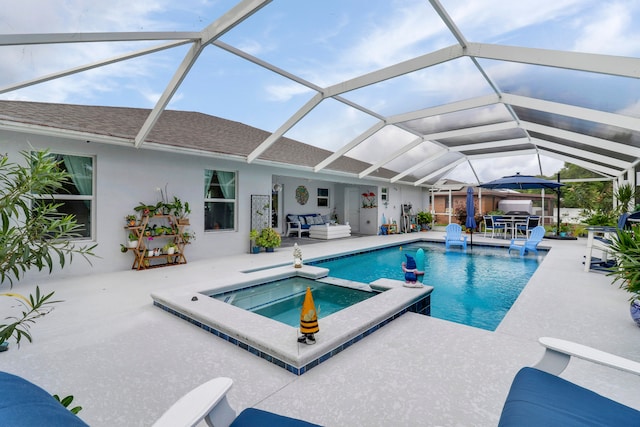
xmin=31 ymin=151 xmax=95 ymax=241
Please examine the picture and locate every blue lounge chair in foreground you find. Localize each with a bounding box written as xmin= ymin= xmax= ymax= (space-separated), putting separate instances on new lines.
xmin=498 ymin=337 xmax=640 ymax=426
xmin=445 ymin=223 xmax=467 ymax=250
xmin=508 ymin=225 xmax=545 ymax=256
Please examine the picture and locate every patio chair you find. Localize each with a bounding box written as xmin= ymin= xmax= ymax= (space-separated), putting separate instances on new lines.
xmin=491 ymin=215 xmax=507 ymax=238
xmin=508 ymin=225 xmax=545 ymax=256
xmin=498 ymin=337 xmax=640 ymax=426
xmin=482 ymin=215 xmax=504 ymax=239
xmin=445 ymin=223 xmax=467 ymax=250
xmin=514 ymin=215 xmax=540 ymax=238
xmin=585 ymin=212 xmax=631 ymax=271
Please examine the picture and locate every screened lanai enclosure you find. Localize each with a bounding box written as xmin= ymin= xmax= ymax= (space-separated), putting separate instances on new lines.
xmin=2 ymin=0 xmax=640 ymax=187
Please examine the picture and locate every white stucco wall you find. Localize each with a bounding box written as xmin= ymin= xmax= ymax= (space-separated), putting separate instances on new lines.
xmin=3 ymin=130 xmax=428 ymax=282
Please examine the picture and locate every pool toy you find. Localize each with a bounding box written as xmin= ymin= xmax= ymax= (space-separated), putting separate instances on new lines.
xmin=415 ymin=248 xmax=425 ymax=278
xmin=298 ymin=287 xmax=319 ymax=345
xmin=402 ymin=254 xmax=424 ymax=284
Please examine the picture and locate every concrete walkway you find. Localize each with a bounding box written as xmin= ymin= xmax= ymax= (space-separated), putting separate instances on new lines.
xmin=1 ymin=232 xmax=639 ymax=426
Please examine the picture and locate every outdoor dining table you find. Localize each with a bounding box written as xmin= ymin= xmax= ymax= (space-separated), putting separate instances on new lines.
xmin=494 ymin=216 xmax=529 ymax=239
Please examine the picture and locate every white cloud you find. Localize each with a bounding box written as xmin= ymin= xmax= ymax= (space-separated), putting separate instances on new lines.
xmin=265 ymin=83 xmax=312 ymax=102
xmin=572 ymin=2 xmax=640 ymax=56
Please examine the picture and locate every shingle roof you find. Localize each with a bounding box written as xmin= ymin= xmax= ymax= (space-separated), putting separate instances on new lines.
xmin=0 ymin=100 xmax=398 ymax=180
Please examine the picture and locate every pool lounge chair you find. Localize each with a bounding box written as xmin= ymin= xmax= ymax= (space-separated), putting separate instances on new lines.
xmin=445 ymin=223 xmax=467 ymax=250
xmin=508 ymin=225 xmax=545 ymax=256
xmin=498 ymin=337 xmax=640 ymax=426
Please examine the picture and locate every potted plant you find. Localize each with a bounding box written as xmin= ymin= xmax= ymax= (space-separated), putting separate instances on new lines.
xmin=134 ymin=202 xmax=155 ymax=217
xmin=607 ymin=227 xmax=640 ymax=326
xmin=249 ymin=229 xmax=260 ymax=254
xmin=169 ymin=196 xmax=191 ymax=224
xmin=162 ymin=242 xmax=177 ymax=255
xmin=125 ymin=214 xmax=137 ymax=227
xmin=181 ymin=231 xmax=195 ymax=244
xmin=256 ymin=228 xmax=281 ymax=252
xmin=127 ymin=233 xmax=138 ymax=248
xmin=416 ymin=211 xmax=433 ymax=230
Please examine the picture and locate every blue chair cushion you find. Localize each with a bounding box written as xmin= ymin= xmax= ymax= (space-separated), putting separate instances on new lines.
xmin=231 ymin=408 xmax=322 ymax=426
xmin=498 ymin=367 xmax=640 ymax=426
xmin=0 ymin=371 xmax=89 ymax=426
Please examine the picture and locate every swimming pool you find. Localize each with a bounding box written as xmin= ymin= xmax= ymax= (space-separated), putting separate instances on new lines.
xmin=210 ymin=277 xmax=378 ymax=327
xmin=311 ymin=243 xmax=543 ymax=330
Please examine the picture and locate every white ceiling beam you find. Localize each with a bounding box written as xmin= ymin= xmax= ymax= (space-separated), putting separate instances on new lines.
xmin=248 ymin=92 xmax=323 ymax=162
xmin=315 ymin=121 xmax=386 ymax=172
xmin=429 ymin=0 xmax=468 ymax=48
xmin=359 ymin=136 xmax=424 ymax=178
xmin=135 ymin=0 xmax=271 ymax=148
xmin=323 ymin=44 xmax=464 ymax=98
xmin=360 ymin=121 xmax=518 ymax=178
xmin=537 ymin=148 xmax=620 ymax=177
xmin=520 ymin=121 xmax=640 ymax=158
xmin=466 ymin=149 xmax=538 ymax=160
xmin=0 ymin=32 xmax=199 ymax=46
xmin=414 ymin=158 xmax=467 ymax=186
xmin=387 ymin=94 xmax=499 ymax=124
xmin=449 ymin=137 xmax=531 ymax=152
xmin=467 ymin=42 xmax=640 ymax=79
xmin=0 ymin=40 xmax=190 ymax=95
xmin=389 ymin=150 xmax=450 ymax=183
xmin=503 ymin=94 xmax=640 ymax=133
xmin=531 ymin=137 xmax=631 ymax=169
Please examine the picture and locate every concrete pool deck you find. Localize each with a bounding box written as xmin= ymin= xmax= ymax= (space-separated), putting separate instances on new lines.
xmin=1 ymin=232 xmax=639 ymax=426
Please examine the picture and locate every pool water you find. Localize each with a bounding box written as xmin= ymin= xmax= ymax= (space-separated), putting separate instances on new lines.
xmin=211 ymin=276 xmax=377 ymax=327
xmin=311 ymin=243 xmax=542 ymax=330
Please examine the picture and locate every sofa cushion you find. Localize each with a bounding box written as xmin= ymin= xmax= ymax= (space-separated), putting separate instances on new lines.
xmin=287 ymin=214 xmax=299 ymax=224
xmin=0 ymin=371 xmax=89 ymax=427
xmin=231 ymin=408 xmax=322 ymax=427
xmin=303 ymin=214 xmax=323 ymax=225
xmin=498 ymin=367 xmax=640 ymax=426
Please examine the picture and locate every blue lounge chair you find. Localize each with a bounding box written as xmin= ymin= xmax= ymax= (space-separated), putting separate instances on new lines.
xmin=498 ymin=337 xmax=640 ymax=426
xmin=508 ymin=225 xmax=545 ymax=256
xmin=445 ymin=223 xmax=467 ymax=250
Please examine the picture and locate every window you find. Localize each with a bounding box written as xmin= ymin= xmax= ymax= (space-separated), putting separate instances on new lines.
xmin=32 ymin=152 xmax=94 ymax=239
xmin=381 ymin=187 xmax=388 ymax=201
xmin=317 ymin=188 xmax=329 ymax=207
xmin=205 ymin=170 xmax=236 ymax=231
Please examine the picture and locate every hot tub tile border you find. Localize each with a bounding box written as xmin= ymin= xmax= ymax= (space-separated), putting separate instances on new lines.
xmin=154 ymin=293 xmax=430 ymax=375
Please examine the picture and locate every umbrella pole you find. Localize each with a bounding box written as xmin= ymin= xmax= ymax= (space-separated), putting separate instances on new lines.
xmin=557 ymin=173 xmax=561 ymax=235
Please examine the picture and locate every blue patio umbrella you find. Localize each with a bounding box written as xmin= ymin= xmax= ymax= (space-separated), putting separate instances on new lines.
xmin=465 ymin=187 xmax=477 ymax=247
xmin=479 ymin=172 xmax=565 ymax=236
xmin=478 ymin=173 xmax=564 ymax=190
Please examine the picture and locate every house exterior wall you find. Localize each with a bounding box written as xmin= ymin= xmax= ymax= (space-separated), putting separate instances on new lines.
xmin=3 ymin=130 xmax=427 ymax=282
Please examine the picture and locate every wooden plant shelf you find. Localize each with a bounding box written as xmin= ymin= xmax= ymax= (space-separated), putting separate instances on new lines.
xmin=125 ymin=214 xmax=188 ymax=270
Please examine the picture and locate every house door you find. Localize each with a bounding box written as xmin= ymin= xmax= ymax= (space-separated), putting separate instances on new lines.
xmin=345 ymin=187 xmax=360 ymax=233
xmin=271 ymin=184 xmax=282 ymax=232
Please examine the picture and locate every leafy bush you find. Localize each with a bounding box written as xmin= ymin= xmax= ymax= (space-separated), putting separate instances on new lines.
xmin=0 ymin=150 xmax=97 ymax=346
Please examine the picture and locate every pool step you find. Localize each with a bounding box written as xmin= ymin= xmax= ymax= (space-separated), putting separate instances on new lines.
xmin=317 ymin=276 xmax=373 ymax=292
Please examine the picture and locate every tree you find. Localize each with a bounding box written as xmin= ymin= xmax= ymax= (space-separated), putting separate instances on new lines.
xmin=0 ymin=150 xmax=97 ymax=346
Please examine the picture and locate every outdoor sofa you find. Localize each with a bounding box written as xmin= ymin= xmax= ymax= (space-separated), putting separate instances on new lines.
xmin=286 ymin=213 xmax=329 ymax=237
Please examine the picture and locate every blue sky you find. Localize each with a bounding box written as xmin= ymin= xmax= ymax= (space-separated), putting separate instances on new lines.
xmin=2 ymin=0 xmax=640 ymax=183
